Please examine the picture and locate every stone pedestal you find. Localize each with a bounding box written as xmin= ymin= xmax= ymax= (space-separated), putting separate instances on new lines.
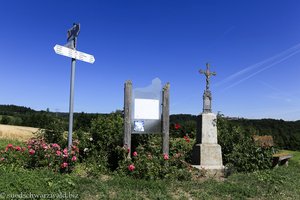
xmin=192 ymin=113 xmax=224 ymax=177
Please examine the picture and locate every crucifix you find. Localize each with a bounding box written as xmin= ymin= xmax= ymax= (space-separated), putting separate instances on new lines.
xmin=199 ymin=63 xmax=216 ymax=113
xmin=199 ymin=63 xmax=216 ymax=91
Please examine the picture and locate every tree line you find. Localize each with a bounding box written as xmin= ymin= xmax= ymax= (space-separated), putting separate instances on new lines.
xmin=1 ymin=105 xmax=300 ymax=150
xmin=170 ymin=114 xmax=300 ymax=151
xmin=0 ymin=104 xmax=98 ymax=131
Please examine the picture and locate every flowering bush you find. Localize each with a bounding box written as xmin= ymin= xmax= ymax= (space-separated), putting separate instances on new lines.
xmin=116 ymin=135 xmax=193 ymax=180
xmin=170 ymin=121 xmax=196 ymax=139
xmin=0 ymin=143 xmax=27 ymax=168
xmin=0 ymin=138 xmax=79 ymax=173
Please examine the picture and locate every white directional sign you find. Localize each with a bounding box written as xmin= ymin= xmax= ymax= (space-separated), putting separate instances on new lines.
xmin=54 ymin=44 xmax=95 ymax=64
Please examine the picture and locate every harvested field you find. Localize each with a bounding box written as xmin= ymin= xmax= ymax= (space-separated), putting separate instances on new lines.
xmin=0 ymin=124 xmax=38 ymax=141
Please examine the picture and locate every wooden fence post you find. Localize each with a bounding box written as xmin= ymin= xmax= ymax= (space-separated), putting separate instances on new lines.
xmin=124 ymin=80 xmax=132 ymax=157
xmin=162 ymin=83 xmax=170 ymax=155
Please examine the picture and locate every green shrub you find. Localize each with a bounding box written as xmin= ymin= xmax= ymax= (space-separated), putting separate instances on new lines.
xmin=36 ymin=119 xmax=67 ymax=147
xmin=76 ymin=112 xmax=123 ymax=172
xmin=217 ymin=114 xmax=273 ymax=173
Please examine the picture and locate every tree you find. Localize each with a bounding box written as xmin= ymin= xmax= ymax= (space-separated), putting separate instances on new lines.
xmin=0 ymin=115 xmax=10 ymax=124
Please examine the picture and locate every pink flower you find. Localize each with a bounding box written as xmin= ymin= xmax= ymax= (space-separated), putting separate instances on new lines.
xmin=0 ymin=157 xmax=5 ymax=161
xmin=52 ymin=143 xmax=60 ymax=149
xmin=56 ymin=150 xmax=61 ymax=156
xmin=184 ymin=136 xmax=190 ymax=143
xmin=72 ymin=145 xmax=79 ymax=152
xmin=42 ymin=144 xmax=48 ymax=150
xmin=133 ymin=151 xmax=138 ymax=157
xmin=5 ymin=144 xmax=13 ymax=151
xmin=128 ymin=164 xmax=135 ymax=171
xmin=174 ymin=123 xmax=181 ymax=130
xmin=163 ymin=153 xmax=169 ymax=160
xmin=63 ymin=148 xmax=68 ymax=155
xmin=29 ymin=149 xmax=35 ymax=155
xmin=71 ymin=156 xmax=77 ymax=162
xmin=61 ymin=162 xmax=68 ymax=169
xmin=27 ymin=145 xmax=32 ymax=149
xmin=15 ymin=146 xmax=21 ymax=151
xmin=127 ymin=148 xmax=130 ymax=153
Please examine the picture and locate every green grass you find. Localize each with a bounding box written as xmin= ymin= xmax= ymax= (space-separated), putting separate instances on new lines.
xmin=0 ymin=139 xmax=24 ymax=149
xmin=1 ymin=139 xmax=300 ymax=200
xmin=1 ymin=164 xmax=300 ymax=200
xmin=279 ymin=150 xmax=300 ymax=165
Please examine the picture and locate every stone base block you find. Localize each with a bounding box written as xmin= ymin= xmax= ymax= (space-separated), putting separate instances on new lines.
xmin=192 ymin=165 xmax=224 ymax=178
xmin=192 ymin=143 xmax=224 ymax=177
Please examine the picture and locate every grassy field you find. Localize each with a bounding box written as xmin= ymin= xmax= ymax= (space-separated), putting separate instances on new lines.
xmin=0 ymin=124 xmax=38 ymax=141
xmin=0 ymin=127 xmax=300 ymax=199
xmin=0 ymin=158 xmax=299 ymax=199
xmin=0 ymin=135 xmax=300 ymax=200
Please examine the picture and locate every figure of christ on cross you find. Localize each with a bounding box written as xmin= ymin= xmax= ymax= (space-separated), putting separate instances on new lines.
xmin=199 ymin=63 xmax=216 ymax=91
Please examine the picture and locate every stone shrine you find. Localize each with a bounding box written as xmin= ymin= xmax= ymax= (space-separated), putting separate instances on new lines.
xmin=192 ymin=63 xmax=224 ymax=177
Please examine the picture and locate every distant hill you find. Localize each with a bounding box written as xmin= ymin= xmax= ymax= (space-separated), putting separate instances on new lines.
xmin=0 ymin=104 xmax=34 ymax=115
xmin=0 ymin=104 xmax=67 ymax=129
xmin=170 ymin=113 xmax=300 ymax=151
xmin=1 ymin=104 xmax=300 ymax=150
xmin=228 ymin=118 xmax=300 ymax=150
xmin=0 ymin=104 xmax=102 ymax=131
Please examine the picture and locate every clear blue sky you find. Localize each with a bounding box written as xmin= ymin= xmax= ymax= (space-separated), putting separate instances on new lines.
xmin=1 ymin=0 xmax=300 ymax=120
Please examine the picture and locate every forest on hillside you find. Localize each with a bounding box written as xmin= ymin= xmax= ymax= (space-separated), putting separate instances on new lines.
xmin=1 ymin=105 xmax=300 ymax=150
xmin=0 ymin=104 xmax=99 ymax=131
xmin=170 ymin=114 xmax=300 ymax=150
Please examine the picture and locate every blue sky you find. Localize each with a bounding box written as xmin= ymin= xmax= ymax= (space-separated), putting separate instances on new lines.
xmin=0 ymin=0 xmax=300 ymax=120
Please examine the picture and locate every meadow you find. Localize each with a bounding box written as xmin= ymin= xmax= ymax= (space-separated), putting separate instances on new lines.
xmin=0 ymin=148 xmax=300 ymax=199
xmin=0 ymin=124 xmax=300 ymax=199
xmin=0 ymin=124 xmax=37 ymax=141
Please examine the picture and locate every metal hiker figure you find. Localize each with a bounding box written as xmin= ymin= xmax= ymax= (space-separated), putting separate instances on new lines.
xmin=199 ymin=63 xmax=216 ymax=113
xmin=199 ymin=63 xmax=216 ymax=91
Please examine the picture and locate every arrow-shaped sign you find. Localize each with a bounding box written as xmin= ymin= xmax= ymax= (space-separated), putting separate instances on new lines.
xmin=54 ymin=44 xmax=95 ymax=64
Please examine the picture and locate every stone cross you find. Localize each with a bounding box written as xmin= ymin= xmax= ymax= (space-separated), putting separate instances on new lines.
xmin=199 ymin=63 xmax=216 ymax=91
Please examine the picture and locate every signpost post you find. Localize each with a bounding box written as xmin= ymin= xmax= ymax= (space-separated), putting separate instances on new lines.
xmin=54 ymin=23 xmax=95 ymax=149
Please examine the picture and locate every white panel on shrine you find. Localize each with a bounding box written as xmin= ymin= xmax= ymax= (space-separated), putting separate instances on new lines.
xmin=134 ymin=99 xmax=160 ymax=120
